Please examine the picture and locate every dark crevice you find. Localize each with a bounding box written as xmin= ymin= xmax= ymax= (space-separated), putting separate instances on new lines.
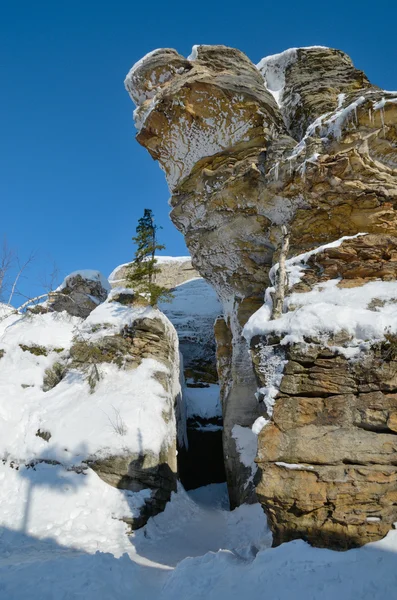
xmin=354 ymin=422 xmax=397 ymax=435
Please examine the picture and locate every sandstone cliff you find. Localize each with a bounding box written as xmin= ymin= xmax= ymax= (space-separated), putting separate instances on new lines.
xmin=125 ymin=44 xmax=397 ymax=546
xmin=245 ymin=233 xmax=397 ymax=548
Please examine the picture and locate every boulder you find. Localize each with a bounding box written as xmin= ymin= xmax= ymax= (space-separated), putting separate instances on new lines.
xmin=48 ymin=270 xmax=110 ymax=318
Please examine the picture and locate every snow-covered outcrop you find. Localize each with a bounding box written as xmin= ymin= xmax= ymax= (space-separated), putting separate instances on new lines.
xmin=109 ymin=256 xmax=199 ymax=290
xmin=245 ymin=233 xmax=397 ymax=548
xmin=125 ymin=43 xmax=397 ymax=545
xmin=0 ymin=271 xmax=182 ymax=533
xmin=50 ymin=270 xmax=110 ymax=318
xmin=110 ymin=257 xmax=224 ymax=489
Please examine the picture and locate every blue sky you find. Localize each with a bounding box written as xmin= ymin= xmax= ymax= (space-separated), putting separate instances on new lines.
xmin=1 ymin=0 xmax=396 ymax=301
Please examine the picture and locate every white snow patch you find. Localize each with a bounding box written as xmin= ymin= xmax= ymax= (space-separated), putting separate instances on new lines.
xmin=244 ymin=233 xmax=369 ymax=349
xmin=185 ymin=384 xmax=221 ymax=419
xmin=256 ymin=48 xmax=297 ymax=106
xmin=275 ymin=462 xmax=315 ymax=471
xmin=57 ymin=270 xmax=110 ymax=293
xmin=232 ymin=423 xmax=266 ymax=490
xmin=251 ymin=416 xmax=268 ymax=435
xmin=232 ymin=425 xmax=257 ymax=470
xmin=81 ymin=298 xmax=161 ymax=339
xmin=254 ymin=344 xmax=287 ymax=416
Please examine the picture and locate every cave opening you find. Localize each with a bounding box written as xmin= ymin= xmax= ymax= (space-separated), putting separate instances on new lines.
xmin=177 ymin=357 xmax=226 ymax=490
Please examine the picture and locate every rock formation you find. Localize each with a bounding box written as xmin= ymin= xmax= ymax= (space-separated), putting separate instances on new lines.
xmin=109 ymin=256 xmax=199 ymax=290
xmin=49 ymin=270 xmax=110 ymax=318
xmin=110 ymin=257 xmax=225 ymax=490
xmin=125 ymin=44 xmax=397 ymax=545
xmin=248 ymin=234 xmax=397 ymax=548
xmin=0 ymin=271 xmax=182 ymax=530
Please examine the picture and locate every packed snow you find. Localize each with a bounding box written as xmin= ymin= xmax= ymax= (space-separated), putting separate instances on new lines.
xmin=2 ymin=273 xmax=397 ymax=598
xmin=1 ymin=466 xmax=397 ymax=599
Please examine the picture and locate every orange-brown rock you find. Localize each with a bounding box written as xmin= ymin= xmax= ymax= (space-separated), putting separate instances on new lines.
xmin=125 ymin=44 xmax=397 ymax=515
xmin=253 ymin=235 xmax=397 ymax=548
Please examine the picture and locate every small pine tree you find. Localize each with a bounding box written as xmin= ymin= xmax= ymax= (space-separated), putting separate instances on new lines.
xmin=126 ymin=209 xmax=173 ymax=306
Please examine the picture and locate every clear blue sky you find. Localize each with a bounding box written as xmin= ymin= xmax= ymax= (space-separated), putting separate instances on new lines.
xmin=1 ymin=0 xmax=396 ymax=301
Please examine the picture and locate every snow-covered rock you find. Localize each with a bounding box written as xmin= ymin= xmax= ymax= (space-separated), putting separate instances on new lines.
xmin=0 ymin=279 xmax=182 ymax=531
xmin=125 ymin=43 xmax=397 ymax=524
xmin=49 ymin=270 xmax=110 ymax=318
xmin=247 ymin=234 xmax=397 ymax=548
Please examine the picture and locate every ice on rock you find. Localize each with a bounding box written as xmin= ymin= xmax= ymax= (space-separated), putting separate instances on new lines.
xmin=256 ymin=46 xmax=328 ymax=108
xmin=256 ymin=48 xmax=297 ymax=107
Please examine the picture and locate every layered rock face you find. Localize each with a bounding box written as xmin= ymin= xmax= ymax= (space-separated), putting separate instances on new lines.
xmin=125 ymin=44 xmax=397 ymax=529
xmin=249 ymin=233 xmax=397 ymax=548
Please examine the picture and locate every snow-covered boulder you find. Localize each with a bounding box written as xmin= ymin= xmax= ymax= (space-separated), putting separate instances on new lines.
xmin=0 ymin=285 xmax=182 ymax=533
xmin=48 ymin=270 xmax=111 ymax=318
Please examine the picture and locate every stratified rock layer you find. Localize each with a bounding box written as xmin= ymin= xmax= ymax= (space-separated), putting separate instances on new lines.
xmin=125 ymin=43 xmax=397 ymax=532
xmin=253 ymin=234 xmax=397 ymax=548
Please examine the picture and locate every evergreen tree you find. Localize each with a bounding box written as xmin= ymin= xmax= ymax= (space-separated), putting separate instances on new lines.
xmin=125 ymin=209 xmax=173 ymax=306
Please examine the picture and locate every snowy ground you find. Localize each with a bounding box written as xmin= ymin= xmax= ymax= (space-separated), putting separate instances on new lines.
xmin=2 ymin=270 xmax=397 ymax=598
xmin=1 ymin=476 xmax=397 ymax=600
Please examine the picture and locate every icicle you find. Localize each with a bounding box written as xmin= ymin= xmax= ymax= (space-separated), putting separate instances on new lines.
xmin=380 ymin=107 xmax=385 ymax=135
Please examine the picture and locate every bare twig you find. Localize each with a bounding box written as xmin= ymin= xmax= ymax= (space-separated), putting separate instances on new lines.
xmin=106 ymin=406 xmax=128 ymax=436
xmin=271 ymin=225 xmax=290 ymax=320
xmin=8 ymin=251 xmax=37 ymax=306
xmin=0 ymin=238 xmax=15 ymax=300
xmin=40 ymin=261 xmax=60 ymax=294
